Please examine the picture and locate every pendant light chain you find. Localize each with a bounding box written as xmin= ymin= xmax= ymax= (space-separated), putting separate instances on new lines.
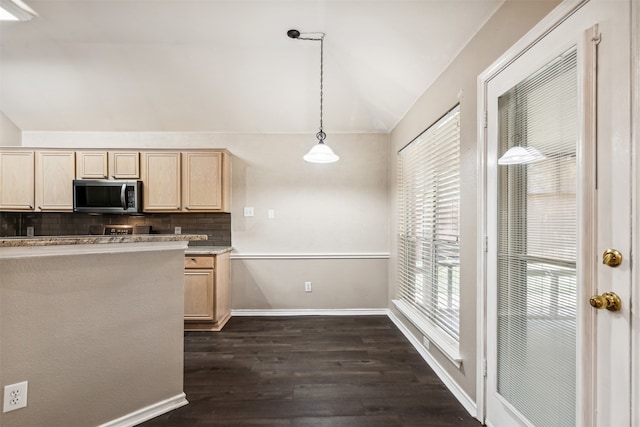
xmin=317 ymin=35 xmax=326 ymax=142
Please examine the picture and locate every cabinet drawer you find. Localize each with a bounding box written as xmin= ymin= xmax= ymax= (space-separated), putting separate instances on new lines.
xmin=184 ymin=255 xmax=214 ymax=269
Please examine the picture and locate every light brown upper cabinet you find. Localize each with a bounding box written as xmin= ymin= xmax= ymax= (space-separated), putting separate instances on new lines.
xmin=36 ymin=150 xmax=75 ymax=211
xmin=141 ymin=151 xmax=182 ymax=212
xmin=109 ymin=151 xmax=139 ymax=179
xmin=142 ymin=150 xmax=230 ymax=213
xmin=76 ymin=151 xmax=140 ymax=179
xmin=0 ymin=148 xmax=230 ymax=213
xmin=0 ymin=150 xmax=35 ymax=210
xmin=183 ymin=151 xmax=229 ymax=212
xmin=76 ymin=151 xmax=108 ymax=179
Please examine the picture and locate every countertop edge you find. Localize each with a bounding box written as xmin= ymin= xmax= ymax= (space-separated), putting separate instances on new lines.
xmin=0 ymin=234 xmax=207 ymax=248
xmin=185 ymin=246 xmax=233 ymax=255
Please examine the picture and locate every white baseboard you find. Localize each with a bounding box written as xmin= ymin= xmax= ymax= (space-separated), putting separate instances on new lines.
xmin=98 ymin=393 xmax=188 ymax=427
xmin=231 ymin=308 xmax=389 ymax=316
xmin=230 ymin=253 xmax=390 ymax=260
xmin=387 ymin=310 xmax=478 ymax=419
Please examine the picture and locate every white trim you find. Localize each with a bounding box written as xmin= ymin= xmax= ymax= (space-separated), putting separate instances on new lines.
xmin=478 ymin=0 xmax=589 ymax=83
xmin=476 ymin=66 xmax=489 ymax=425
xmin=0 ymin=241 xmax=188 ymax=259
xmin=575 ymin=24 xmax=599 ymax=427
xmin=392 ymin=299 xmax=461 ymax=367
xmin=231 ymin=308 xmax=389 ymax=317
xmin=387 ymin=310 xmax=477 ymax=419
xmin=97 ymin=393 xmax=188 ymax=427
xmin=631 ymin=0 xmax=640 ymax=426
xmin=230 ymin=253 xmax=390 ymax=260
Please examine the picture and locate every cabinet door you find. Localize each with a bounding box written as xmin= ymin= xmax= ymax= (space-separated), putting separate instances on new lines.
xmin=0 ymin=151 xmax=35 ymax=210
xmin=214 ymin=252 xmax=231 ymax=324
xmin=76 ymin=151 xmax=108 ymax=179
xmin=141 ymin=152 xmax=181 ymax=211
xmin=184 ymin=270 xmax=214 ymax=320
xmin=183 ymin=151 xmax=223 ymax=211
xmin=36 ymin=151 xmax=75 ymax=211
xmin=109 ymin=151 xmax=139 ymax=179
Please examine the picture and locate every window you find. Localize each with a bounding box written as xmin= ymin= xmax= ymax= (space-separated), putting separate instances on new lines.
xmin=395 ymin=105 xmax=461 ymax=363
xmin=496 ymin=48 xmax=577 ymax=427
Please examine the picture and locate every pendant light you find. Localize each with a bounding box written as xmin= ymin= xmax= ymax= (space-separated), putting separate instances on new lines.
xmin=498 ymin=146 xmax=546 ymax=165
xmin=288 ymin=29 xmax=339 ymax=163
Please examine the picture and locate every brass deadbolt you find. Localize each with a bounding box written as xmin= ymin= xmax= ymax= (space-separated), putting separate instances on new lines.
xmin=589 ymin=292 xmax=622 ymax=311
xmin=602 ymin=249 xmax=623 ymax=267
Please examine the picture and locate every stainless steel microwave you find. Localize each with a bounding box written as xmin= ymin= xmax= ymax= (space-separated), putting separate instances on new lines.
xmin=73 ymin=180 xmax=142 ymax=214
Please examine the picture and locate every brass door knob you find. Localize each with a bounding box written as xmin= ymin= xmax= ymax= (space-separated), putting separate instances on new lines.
xmin=602 ymin=249 xmax=623 ymax=267
xmin=589 ymin=292 xmax=622 ymax=311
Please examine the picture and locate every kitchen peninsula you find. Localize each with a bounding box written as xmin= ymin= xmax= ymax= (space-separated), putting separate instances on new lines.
xmin=0 ymin=234 xmax=206 ymax=427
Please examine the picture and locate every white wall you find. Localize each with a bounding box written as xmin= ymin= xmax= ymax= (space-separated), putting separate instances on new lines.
xmin=22 ymin=131 xmax=391 ymax=310
xmin=0 ymin=111 xmax=21 ymax=146
xmin=388 ymin=0 xmax=561 ymax=404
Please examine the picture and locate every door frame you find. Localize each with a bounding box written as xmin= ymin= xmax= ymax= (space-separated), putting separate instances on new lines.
xmin=632 ymin=0 xmax=640 ymax=424
xmin=475 ymin=0 xmax=638 ymax=424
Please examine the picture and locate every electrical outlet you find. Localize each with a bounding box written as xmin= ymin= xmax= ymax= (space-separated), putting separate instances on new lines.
xmin=174 ymin=226 xmax=182 ymax=234
xmin=305 ymin=281 xmax=312 ymax=292
xmin=3 ymin=381 xmax=28 ymax=413
xmin=243 ymin=207 xmax=254 ymax=217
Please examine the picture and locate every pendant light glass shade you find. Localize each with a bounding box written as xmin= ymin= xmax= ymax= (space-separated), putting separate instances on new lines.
xmin=303 ymin=141 xmax=339 ymax=163
xmin=498 ymin=146 xmax=546 ymax=165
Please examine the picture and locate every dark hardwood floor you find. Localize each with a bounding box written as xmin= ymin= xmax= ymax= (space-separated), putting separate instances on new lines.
xmin=141 ymin=315 xmax=481 ymax=427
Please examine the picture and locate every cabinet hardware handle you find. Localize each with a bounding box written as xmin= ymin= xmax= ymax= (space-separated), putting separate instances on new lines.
xmin=120 ymin=183 xmax=127 ymax=210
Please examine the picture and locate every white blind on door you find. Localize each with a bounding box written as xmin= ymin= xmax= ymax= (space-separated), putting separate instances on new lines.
xmin=397 ymin=105 xmax=461 ymax=343
xmin=497 ymin=48 xmax=577 ymax=427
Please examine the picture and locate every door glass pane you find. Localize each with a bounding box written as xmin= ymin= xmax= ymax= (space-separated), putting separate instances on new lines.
xmin=497 ymin=48 xmax=577 ymax=427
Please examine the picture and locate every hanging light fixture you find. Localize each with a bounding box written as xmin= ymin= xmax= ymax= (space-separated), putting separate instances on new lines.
xmin=287 ymin=29 xmax=339 ymax=163
xmin=498 ymin=146 xmax=546 ymax=165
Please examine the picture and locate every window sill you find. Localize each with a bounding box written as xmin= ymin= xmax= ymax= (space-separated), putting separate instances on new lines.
xmin=392 ymin=299 xmax=462 ymax=368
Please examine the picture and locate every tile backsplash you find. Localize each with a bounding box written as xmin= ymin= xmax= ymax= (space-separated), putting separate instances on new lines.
xmin=0 ymin=212 xmax=231 ymax=246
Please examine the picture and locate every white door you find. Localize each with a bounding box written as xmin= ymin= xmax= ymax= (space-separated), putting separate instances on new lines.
xmin=481 ymin=0 xmax=633 ymax=426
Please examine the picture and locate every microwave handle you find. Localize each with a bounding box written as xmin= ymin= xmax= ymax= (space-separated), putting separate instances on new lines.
xmin=120 ymin=183 xmax=127 ymax=210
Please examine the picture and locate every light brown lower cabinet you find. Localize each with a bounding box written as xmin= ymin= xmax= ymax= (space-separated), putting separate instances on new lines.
xmin=184 ymin=252 xmax=230 ymax=331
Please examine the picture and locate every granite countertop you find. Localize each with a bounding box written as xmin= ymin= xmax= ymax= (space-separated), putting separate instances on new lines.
xmin=185 ymin=245 xmax=233 ymax=255
xmin=0 ymin=234 xmax=208 ymax=248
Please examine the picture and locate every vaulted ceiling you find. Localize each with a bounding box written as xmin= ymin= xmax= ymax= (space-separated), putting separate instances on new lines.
xmin=0 ymin=0 xmax=502 ymax=134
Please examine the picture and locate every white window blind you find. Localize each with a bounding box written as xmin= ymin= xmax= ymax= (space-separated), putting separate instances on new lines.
xmin=496 ymin=48 xmax=577 ymax=427
xmin=396 ymin=105 xmax=461 ymax=351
